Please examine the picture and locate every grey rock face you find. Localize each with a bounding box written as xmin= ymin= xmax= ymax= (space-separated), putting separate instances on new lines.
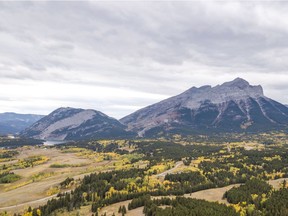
xmin=21 ymin=107 xmax=133 ymax=140
xmin=120 ymin=78 xmax=288 ymax=136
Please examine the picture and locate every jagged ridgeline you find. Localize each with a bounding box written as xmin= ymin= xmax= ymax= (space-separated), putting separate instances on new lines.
xmin=20 ymin=78 xmax=288 ymax=140
xmin=120 ymin=78 xmax=288 ymax=137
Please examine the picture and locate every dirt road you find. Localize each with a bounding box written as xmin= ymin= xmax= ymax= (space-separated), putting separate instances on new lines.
xmin=155 ymin=161 xmax=183 ymax=178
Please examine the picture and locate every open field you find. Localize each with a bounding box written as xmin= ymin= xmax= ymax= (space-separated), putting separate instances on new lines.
xmin=268 ymin=177 xmax=287 ymax=189
xmin=99 ymin=200 xmax=144 ymax=216
xmin=183 ymin=184 xmax=240 ymax=204
xmin=0 ymin=146 xmax=115 ymax=214
xmin=55 ymin=203 xmax=144 ymax=216
xmin=64 ymin=178 xmax=288 ymax=216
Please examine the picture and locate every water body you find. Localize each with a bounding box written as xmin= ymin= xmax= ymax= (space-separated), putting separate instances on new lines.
xmin=43 ymin=140 xmax=67 ymax=146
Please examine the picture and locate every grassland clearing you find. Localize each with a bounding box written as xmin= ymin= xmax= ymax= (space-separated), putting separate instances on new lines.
xmin=58 ymin=178 xmax=286 ymax=216
xmin=0 ymin=146 xmax=117 ymax=214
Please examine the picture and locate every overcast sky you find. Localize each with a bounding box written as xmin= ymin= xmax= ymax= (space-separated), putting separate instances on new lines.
xmin=1 ymin=1 xmax=288 ymax=119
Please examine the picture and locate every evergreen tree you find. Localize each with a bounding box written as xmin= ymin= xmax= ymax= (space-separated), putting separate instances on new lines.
xmin=118 ymin=205 xmax=122 ymax=213
xmin=28 ymin=206 xmax=32 ymax=212
xmin=122 ymin=205 xmax=127 ymax=214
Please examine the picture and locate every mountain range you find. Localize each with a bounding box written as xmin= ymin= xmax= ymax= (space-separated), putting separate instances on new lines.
xmin=14 ymin=78 xmax=288 ymax=140
xmin=0 ymin=113 xmax=44 ymax=135
xmin=20 ymin=107 xmax=134 ymax=140
xmin=121 ymin=78 xmax=288 ymax=137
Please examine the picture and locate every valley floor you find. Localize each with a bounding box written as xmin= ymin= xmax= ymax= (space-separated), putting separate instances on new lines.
xmin=2 ymin=136 xmax=288 ymax=216
xmin=0 ymin=146 xmax=115 ymax=214
xmin=1 ymin=155 xmax=287 ymax=216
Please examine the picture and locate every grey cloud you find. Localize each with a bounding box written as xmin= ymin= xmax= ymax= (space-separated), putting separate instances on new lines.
xmin=0 ymin=1 xmax=287 ymax=70
xmin=0 ymin=1 xmax=288 ymax=117
xmin=0 ymin=97 xmax=13 ymax=101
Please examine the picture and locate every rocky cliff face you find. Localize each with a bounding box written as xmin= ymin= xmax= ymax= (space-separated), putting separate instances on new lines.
xmin=120 ymin=78 xmax=288 ymax=137
xmin=21 ymin=107 xmax=133 ymax=140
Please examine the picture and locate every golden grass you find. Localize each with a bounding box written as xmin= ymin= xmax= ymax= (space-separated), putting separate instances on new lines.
xmin=4 ymin=180 xmax=33 ymax=191
xmin=0 ymin=146 xmax=119 ymax=213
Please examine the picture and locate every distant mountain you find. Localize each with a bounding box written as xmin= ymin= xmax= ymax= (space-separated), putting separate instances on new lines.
xmin=120 ymin=78 xmax=288 ymax=137
xmin=0 ymin=113 xmax=44 ymax=135
xmin=21 ymin=107 xmax=133 ymax=140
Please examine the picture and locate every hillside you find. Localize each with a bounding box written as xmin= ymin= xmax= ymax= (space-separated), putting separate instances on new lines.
xmin=121 ymin=78 xmax=288 ymax=137
xmin=0 ymin=113 xmax=44 ymax=135
xmin=21 ymin=107 xmax=133 ymax=140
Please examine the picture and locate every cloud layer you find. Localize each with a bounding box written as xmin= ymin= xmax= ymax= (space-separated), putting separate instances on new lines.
xmin=1 ymin=1 xmax=288 ymax=118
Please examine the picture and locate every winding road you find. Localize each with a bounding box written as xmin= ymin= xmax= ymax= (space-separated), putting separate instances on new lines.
xmin=155 ymin=161 xmax=183 ymax=178
xmin=0 ymin=194 xmax=58 ymax=211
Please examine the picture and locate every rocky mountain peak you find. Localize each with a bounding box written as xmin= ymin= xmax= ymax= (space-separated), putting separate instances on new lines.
xmin=222 ymin=77 xmax=249 ymax=88
xmin=55 ymin=107 xmax=74 ymax=112
xmin=219 ymin=77 xmax=263 ymax=95
xmin=120 ymin=78 xmax=288 ymax=137
xmin=181 ymin=78 xmax=264 ymax=110
xmin=21 ymin=107 xmax=133 ymax=140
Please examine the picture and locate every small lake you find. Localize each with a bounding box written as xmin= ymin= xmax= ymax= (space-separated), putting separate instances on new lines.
xmin=43 ymin=140 xmax=67 ymax=146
